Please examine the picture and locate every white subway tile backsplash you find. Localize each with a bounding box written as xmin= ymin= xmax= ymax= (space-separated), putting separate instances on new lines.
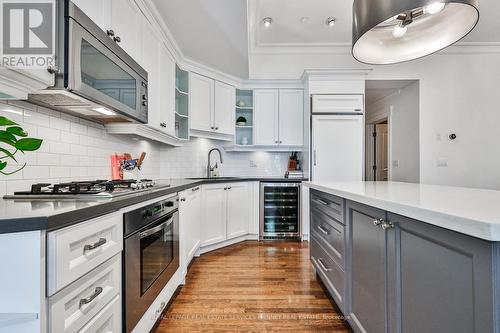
xmin=0 ymin=100 xmax=292 ymax=195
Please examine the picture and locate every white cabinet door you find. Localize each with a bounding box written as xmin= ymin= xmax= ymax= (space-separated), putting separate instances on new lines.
xmin=72 ymin=0 xmax=111 ymax=31
xmin=279 ymin=89 xmax=304 ymax=146
xmin=110 ymin=0 xmax=141 ymax=62
xmin=312 ymin=115 xmax=364 ymax=182
xmin=190 ymin=73 xmax=215 ymax=133
xmin=226 ymin=183 xmax=250 ymax=239
xmin=201 ymin=184 xmax=227 ymax=246
xmin=141 ymin=19 xmax=160 ymax=131
xmin=312 ymin=95 xmax=364 ymax=114
xmin=179 ymin=186 xmax=201 ymax=275
xmin=159 ymin=46 xmax=176 ymax=136
xmin=254 ymin=89 xmax=279 ymax=145
xmin=214 ymin=81 xmax=235 ymax=136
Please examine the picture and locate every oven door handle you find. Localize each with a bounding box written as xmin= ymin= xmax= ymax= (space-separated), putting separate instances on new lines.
xmin=139 ymin=217 xmax=174 ymax=239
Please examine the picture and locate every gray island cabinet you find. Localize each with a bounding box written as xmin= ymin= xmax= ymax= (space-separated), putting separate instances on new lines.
xmin=309 ymin=188 xmax=500 ymax=333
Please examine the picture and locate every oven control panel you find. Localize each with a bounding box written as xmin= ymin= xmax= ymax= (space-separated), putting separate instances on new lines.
xmin=124 ymin=195 xmax=178 ymax=237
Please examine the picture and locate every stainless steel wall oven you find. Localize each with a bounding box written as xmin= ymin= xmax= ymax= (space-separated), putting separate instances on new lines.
xmin=123 ymin=194 xmax=179 ymax=332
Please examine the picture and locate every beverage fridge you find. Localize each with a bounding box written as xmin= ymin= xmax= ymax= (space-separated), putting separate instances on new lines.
xmin=259 ymin=182 xmax=301 ymax=240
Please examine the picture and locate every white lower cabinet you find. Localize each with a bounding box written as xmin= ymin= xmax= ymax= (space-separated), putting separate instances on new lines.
xmin=49 ymin=255 xmax=121 ymax=333
xmin=77 ymin=295 xmax=121 ymax=333
xmin=200 ymin=182 xmax=250 ymax=248
xmin=179 ymin=186 xmax=202 ymax=276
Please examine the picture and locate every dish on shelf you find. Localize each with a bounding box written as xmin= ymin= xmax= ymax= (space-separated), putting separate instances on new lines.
xmin=236 ymin=116 xmax=247 ymax=126
xmin=236 ymin=100 xmax=246 ymax=107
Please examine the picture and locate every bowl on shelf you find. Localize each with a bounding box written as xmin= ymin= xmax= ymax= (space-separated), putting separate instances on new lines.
xmin=236 ymin=116 xmax=247 ymax=126
xmin=236 ymin=100 xmax=246 ymax=107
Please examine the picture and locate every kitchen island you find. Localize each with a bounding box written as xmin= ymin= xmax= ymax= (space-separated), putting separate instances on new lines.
xmin=304 ymin=181 xmax=500 ymax=333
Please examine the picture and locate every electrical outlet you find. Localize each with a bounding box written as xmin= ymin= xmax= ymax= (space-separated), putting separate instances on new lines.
xmin=392 ymin=160 xmax=399 ymax=168
xmin=249 ymin=160 xmax=257 ymax=168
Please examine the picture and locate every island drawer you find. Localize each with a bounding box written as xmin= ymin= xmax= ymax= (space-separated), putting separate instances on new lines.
xmin=47 ymin=212 xmax=123 ymax=295
xmin=310 ymin=236 xmax=345 ymax=311
xmin=310 ymin=190 xmax=344 ymax=224
xmin=49 ymin=255 xmax=121 ymax=333
xmin=311 ymin=206 xmax=345 ymax=269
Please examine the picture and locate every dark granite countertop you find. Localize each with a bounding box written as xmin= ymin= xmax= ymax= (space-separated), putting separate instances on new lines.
xmin=0 ymin=177 xmax=307 ymax=234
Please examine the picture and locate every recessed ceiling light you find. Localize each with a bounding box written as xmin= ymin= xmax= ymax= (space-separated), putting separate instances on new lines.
xmin=326 ymin=17 xmax=336 ymax=27
xmin=300 ymin=17 xmax=309 ymax=24
xmin=93 ymin=107 xmax=116 ymax=116
xmin=262 ymin=17 xmax=273 ymax=28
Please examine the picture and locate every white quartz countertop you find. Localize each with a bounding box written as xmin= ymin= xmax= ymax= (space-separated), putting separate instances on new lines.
xmin=304 ymin=181 xmax=500 ymax=241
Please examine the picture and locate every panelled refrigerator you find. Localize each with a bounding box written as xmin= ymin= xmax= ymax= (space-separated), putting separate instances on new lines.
xmin=311 ymin=95 xmax=364 ymax=182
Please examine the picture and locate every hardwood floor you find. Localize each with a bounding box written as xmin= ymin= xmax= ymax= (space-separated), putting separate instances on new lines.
xmin=155 ymin=241 xmax=352 ymax=333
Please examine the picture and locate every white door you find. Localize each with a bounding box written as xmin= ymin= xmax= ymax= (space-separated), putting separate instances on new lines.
xmin=254 ymin=89 xmax=279 ymax=145
xmin=279 ymin=89 xmax=304 ymax=146
xmin=214 ymin=81 xmax=235 ymax=136
xmin=159 ymin=46 xmax=176 ymax=136
xmin=140 ymin=19 xmax=160 ymax=131
xmin=72 ymin=0 xmax=111 ymax=31
xmin=312 ymin=115 xmax=364 ymax=182
xmin=190 ymin=73 xmax=215 ymax=133
xmin=200 ymin=185 xmax=227 ymax=247
xmin=110 ymin=0 xmax=141 ymax=62
xmin=375 ymin=123 xmax=389 ymax=181
xmin=226 ymin=183 xmax=249 ymax=239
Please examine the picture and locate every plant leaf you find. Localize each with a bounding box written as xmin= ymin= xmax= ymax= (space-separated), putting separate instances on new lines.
xmin=0 ymin=147 xmax=17 ymax=162
xmin=0 ymin=116 xmax=17 ymax=126
xmin=0 ymin=137 xmax=16 ymax=148
xmin=0 ymin=161 xmax=6 ymax=171
xmin=0 ymin=162 xmax=25 ymax=175
xmin=7 ymin=126 xmax=28 ymax=137
xmin=15 ymin=138 xmax=43 ymax=151
xmin=0 ymin=130 xmax=17 ymax=142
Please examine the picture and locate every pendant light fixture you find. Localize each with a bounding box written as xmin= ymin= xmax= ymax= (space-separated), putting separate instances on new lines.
xmin=352 ymin=0 xmax=479 ymax=64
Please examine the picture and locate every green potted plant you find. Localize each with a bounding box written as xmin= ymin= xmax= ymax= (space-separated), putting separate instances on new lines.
xmin=0 ymin=116 xmax=43 ymax=175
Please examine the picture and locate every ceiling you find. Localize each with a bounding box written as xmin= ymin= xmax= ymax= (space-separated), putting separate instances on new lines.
xmin=151 ymin=0 xmax=249 ymax=78
xmin=153 ymin=0 xmax=500 ymax=79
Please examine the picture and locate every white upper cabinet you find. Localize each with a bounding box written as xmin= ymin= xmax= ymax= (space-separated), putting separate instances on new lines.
xmin=159 ymin=46 xmax=176 ymax=136
xmin=190 ymin=73 xmax=235 ymax=139
xmin=279 ymin=89 xmax=304 ymax=146
xmin=110 ymin=0 xmax=142 ymax=63
xmin=72 ymin=0 xmax=111 ymax=31
xmin=254 ymin=89 xmax=279 ymax=145
xmin=140 ymin=19 xmax=161 ymax=130
xmin=190 ymin=73 xmax=214 ymax=133
xmin=254 ymin=88 xmax=304 ymax=147
xmin=214 ymin=81 xmax=236 ymax=136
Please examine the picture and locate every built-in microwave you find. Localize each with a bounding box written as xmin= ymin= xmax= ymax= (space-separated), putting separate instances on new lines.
xmin=28 ymin=0 xmax=148 ymax=124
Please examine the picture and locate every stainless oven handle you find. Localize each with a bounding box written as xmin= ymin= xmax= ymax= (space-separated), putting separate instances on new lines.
xmin=139 ymin=217 xmax=174 ymax=239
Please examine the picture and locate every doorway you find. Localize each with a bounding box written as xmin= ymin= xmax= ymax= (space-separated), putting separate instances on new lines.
xmin=365 ymin=80 xmax=420 ymax=183
xmin=374 ymin=121 xmax=389 ymax=181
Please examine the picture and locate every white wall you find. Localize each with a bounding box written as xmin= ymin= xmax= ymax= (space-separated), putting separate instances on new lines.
xmin=0 ymin=101 xmax=291 ymax=196
xmin=366 ymin=82 xmax=420 ymax=183
xmin=251 ymin=50 xmax=500 ymax=190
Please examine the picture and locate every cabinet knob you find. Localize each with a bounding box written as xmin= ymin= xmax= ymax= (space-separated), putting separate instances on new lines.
xmin=215 ymin=127 xmax=219 ymax=130
xmin=106 ymin=29 xmax=115 ymax=37
xmin=381 ymin=221 xmax=394 ymax=230
xmin=373 ymin=219 xmax=383 ymax=227
xmin=180 ymin=197 xmax=186 ymax=202
xmin=279 ymin=140 xmax=282 ymax=144
xmin=47 ymin=65 xmax=59 ymax=74
xmin=142 ymin=101 xmax=148 ymax=107
xmin=160 ymin=123 xmax=166 ymax=128
xmin=113 ymin=36 xmax=121 ymax=43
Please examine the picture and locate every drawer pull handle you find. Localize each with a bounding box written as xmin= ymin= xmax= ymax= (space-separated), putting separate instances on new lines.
xmin=318 ymin=225 xmax=330 ymax=235
xmin=317 ymin=199 xmax=329 ymax=206
xmin=317 ymin=258 xmax=332 ymax=272
xmin=83 ymin=238 xmax=107 ymax=253
xmin=79 ymin=287 xmax=103 ymax=308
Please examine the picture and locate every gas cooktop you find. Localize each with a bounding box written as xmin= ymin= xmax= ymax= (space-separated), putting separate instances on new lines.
xmin=3 ymin=179 xmax=171 ymax=199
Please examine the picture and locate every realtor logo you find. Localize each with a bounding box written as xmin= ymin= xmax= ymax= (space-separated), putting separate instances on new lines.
xmin=1 ymin=0 xmax=55 ymax=68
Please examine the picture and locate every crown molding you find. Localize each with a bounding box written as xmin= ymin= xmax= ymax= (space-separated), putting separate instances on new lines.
xmin=301 ymin=69 xmax=372 ymax=82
